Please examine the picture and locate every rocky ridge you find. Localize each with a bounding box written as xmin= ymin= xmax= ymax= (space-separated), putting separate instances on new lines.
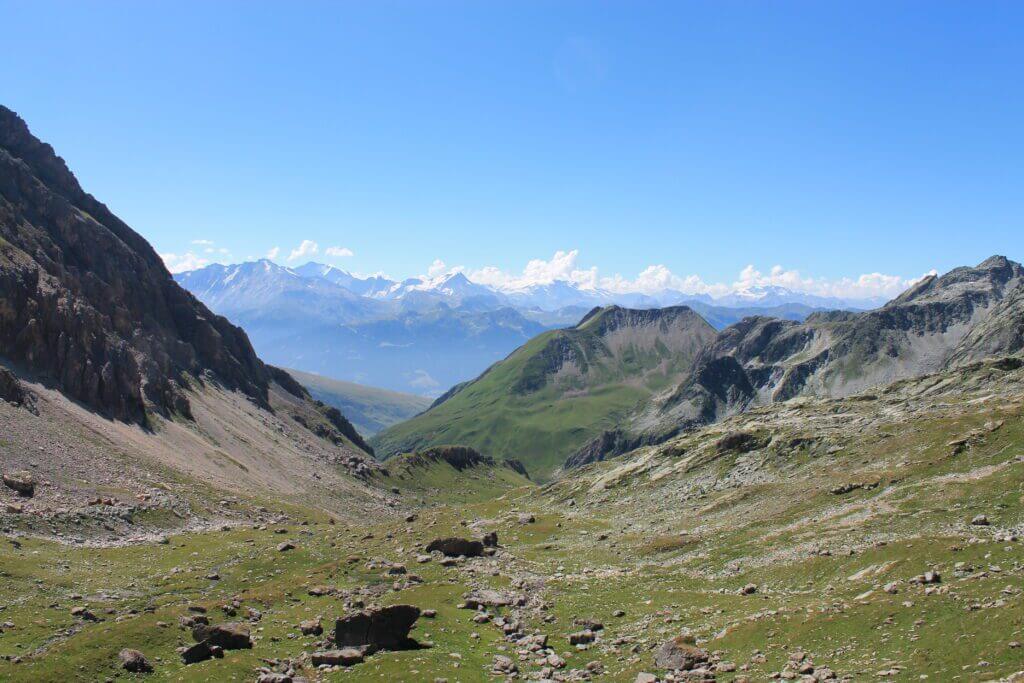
xmin=568 ymin=256 xmax=1024 ymax=468
xmin=0 ymin=105 xmax=292 ymax=426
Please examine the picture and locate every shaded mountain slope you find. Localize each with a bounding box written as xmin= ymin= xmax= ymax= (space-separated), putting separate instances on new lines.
xmin=372 ymin=305 xmax=717 ymax=479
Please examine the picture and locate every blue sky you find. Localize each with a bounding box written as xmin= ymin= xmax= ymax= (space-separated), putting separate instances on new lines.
xmin=3 ymin=1 xmax=1022 ymax=298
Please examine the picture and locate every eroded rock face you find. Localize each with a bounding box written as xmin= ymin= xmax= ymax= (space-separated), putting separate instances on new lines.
xmin=0 ymin=105 xmax=273 ymax=425
xmin=333 ymin=605 xmax=421 ymax=653
xmin=426 ymin=537 xmax=484 ymax=557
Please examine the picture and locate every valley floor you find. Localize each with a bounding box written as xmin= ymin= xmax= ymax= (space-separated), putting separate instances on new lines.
xmin=2 ymin=359 xmax=1023 ymax=682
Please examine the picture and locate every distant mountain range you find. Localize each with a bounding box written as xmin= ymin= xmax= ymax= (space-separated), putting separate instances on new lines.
xmin=175 ymin=259 xmax=883 ymax=396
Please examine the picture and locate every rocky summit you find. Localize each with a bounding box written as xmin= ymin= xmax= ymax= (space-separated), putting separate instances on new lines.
xmin=1 ymin=105 xmax=1022 ymax=683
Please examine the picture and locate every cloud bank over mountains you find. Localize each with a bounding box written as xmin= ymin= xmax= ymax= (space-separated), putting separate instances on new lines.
xmin=162 ymin=239 xmax=933 ymax=304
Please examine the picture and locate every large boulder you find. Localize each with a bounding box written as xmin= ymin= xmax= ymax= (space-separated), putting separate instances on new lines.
xmin=333 ymin=605 xmax=421 ymax=653
xmin=180 ymin=640 xmax=223 ymax=664
xmin=191 ymin=622 xmax=253 ymax=650
xmin=654 ymin=635 xmax=709 ymax=671
xmin=118 ymin=648 xmax=152 ymax=673
xmin=425 ymin=537 xmax=484 ymax=557
xmin=2 ymin=471 xmax=35 ymax=497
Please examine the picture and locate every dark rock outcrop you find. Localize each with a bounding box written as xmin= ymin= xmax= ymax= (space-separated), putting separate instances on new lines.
xmin=333 ymin=605 xmax=421 ymax=653
xmin=180 ymin=640 xmax=223 ymax=665
xmin=565 ymin=428 xmax=677 ymax=469
xmin=0 ymin=367 xmax=34 ymax=412
xmin=426 ymin=537 xmax=484 ymax=557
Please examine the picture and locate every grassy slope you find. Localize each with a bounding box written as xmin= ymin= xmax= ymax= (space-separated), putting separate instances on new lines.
xmin=2 ymin=360 xmax=1023 ymax=681
xmin=286 ymin=368 xmax=431 ymax=436
xmin=371 ymin=330 xmax=650 ymax=481
xmin=372 ymin=313 xmax=703 ymax=481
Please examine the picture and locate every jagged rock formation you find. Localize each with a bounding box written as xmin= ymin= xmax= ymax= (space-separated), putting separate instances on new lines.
xmin=568 ymin=256 xmax=1024 ymax=466
xmin=0 ymin=105 xmax=279 ymax=425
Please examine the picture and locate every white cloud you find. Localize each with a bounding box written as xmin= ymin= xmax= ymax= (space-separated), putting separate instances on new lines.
xmin=161 ymin=252 xmax=210 ymax=273
xmin=726 ymin=264 xmax=930 ymax=300
xmin=458 ymin=249 xmax=926 ymax=302
xmin=266 ymin=246 xmax=280 ymax=259
xmin=427 ymin=259 xmax=448 ymax=278
xmin=408 ymin=369 xmax=440 ymax=390
xmin=467 ymin=249 xmax=601 ymax=291
xmin=325 ymin=246 xmax=354 ymax=258
xmin=287 ymin=239 xmax=319 ymax=262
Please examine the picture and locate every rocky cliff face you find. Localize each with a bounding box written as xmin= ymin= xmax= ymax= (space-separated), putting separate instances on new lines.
xmin=567 ymin=256 xmax=1024 ymax=468
xmin=641 ymin=255 xmax=1024 ymax=437
xmin=0 ymin=105 xmax=279 ymax=425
